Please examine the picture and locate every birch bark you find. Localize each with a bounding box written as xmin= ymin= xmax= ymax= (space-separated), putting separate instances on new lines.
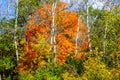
xmin=50 ymin=2 xmax=57 ymax=63
xmin=14 ymin=0 xmax=19 ymax=63
xmin=86 ymin=1 xmax=92 ymax=52
xmin=75 ymin=16 xmax=80 ymax=57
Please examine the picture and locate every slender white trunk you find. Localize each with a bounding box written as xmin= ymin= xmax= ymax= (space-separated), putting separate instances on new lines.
xmin=14 ymin=0 xmax=19 ymax=63
xmin=53 ymin=34 xmax=56 ymax=63
xmin=75 ymin=16 xmax=80 ymax=57
xmin=86 ymin=2 xmax=92 ymax=52
xmin=103 ymin=23 xmax=107 ymax=56
xmin=0 ymin=74 xmax=1 ymax=80
xmin=50 ymin=2 xmax=57 ymax=63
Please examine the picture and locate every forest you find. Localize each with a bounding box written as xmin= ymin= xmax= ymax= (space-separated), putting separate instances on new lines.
xmin=0 ymin=0 xmax=120 ymax=80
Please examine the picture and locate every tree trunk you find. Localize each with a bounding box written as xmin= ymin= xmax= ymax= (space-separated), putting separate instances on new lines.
xmin=86 ymin=2 xmax=92 ymax=52
xmin=0 ymin=74 xmax=1 ymax=80
xmin=50 ymin=2 xmax=57 ymax=63
xmin=14 ymin=0 xmax=19 ymax=63
xmin=103 ymin=24 xmax=107 ymax=56
xmin=75 ymin=16 xmax=80 ymax=57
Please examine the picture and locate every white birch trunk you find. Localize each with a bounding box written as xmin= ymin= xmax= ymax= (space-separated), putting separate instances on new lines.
xmin=103 ymin=24 xmax=107 ymax=56
xmin=86 ymin=2 xmax=92 ymax=52
xmin=102 ymin=0 xmax=110 ymax=57
xmin=75 ymin=16 xmax=80 ymax=57
xmin=14 ymin=0 xmax=19 ymax=63
xmin=50 ymin=2 xmax=57 ymax=63
xmin=0 ymin=74 xmax=1 ymax=80
xmin=53 ymin=34 xmax=56 ymax=63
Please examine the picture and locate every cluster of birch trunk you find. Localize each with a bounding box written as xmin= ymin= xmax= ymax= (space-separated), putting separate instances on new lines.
xmin=0 ymin=0 xmax=118 ymax=65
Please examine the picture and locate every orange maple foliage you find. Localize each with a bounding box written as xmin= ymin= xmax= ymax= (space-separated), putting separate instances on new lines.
xmin=18 ymin=2 xmax=88 ymax=71
xmin=75 ymin=52 xmax=84 ymax=60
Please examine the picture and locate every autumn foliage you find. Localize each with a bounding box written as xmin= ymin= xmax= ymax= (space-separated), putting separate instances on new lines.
xmin=18 ymin=2 xmax=88 ymax=71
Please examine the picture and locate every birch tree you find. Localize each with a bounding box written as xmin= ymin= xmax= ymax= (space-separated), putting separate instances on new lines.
xmin=75 ymin=16 xmax=80 ymax=57
xmin=102 ymin=0 xmax=113 ymax=56
xmin=68 ymin=0 xmax=89 ymax=57
xmin=86 ymin=0 xmax=92 ymax=52
xmin=75 ymin=0 xmax=81 ymax=57
xmin=14 ymin=0 xmax=19 ymax=63
xmin=50 ymin=2 xmax=57 ymax=63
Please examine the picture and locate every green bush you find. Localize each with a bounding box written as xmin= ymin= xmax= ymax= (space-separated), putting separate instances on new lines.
xmin=65 ymin=56 xmax=84 ymax=75
xmin=18 ymin=71 xmax=34 ymax=80
xmin=0 ymin=57 xmax=15 ymax=80
xmin=0 ymin=57 xmax=15 ymax=70
xmin=34 ymin=63 xmax=64 ymax=80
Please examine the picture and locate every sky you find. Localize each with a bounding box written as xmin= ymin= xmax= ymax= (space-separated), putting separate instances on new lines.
xmin=0 ymin=0 xmax=15 ymax=19
xmin=61 ymin=0 xmax=120 ymax=10
xmin=0 ymin=0 xmax=120 ymax=19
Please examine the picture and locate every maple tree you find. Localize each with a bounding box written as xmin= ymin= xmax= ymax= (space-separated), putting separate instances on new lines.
xmin=18 ymin=2 xmax=88 ymax=71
